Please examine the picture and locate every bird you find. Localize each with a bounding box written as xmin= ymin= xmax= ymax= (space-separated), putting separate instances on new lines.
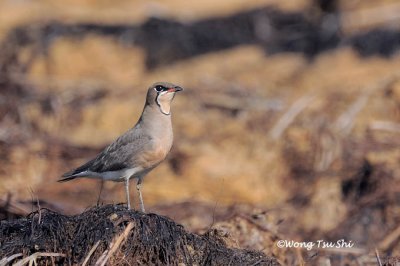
xmin=59 ymin=82 xmax=183 ymax=212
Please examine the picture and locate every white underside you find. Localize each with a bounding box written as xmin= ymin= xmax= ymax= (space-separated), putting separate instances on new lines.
xmin=73 ymin=167 xmax=143 ymax=181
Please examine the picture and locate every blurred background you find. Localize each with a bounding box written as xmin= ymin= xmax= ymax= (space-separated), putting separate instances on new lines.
xmin=1 ymin=0 xmax=400 ymax=264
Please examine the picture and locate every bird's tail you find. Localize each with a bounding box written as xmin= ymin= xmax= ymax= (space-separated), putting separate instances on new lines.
xmin=58 ymin=169 xmax=91 ymax=182
xmin=58 ymin=175 xmax=77 ymax=182
xmin=58 ymin=159 xmax=95 ymax=182
xmin=58 ymin=169 xmax=83 ymax=182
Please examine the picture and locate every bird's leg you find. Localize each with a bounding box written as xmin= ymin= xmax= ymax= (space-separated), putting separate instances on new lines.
xmin=125 ymin=178 xmax=131 ymax=210
xmin=136 ymin=178 xmax=145 ymax=212
xmin=96 ymin=180 xmax=104 ymax=206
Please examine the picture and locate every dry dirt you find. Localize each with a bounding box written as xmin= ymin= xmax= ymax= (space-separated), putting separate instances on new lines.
xmin=0 ymin=205 xmax=278 ymax=265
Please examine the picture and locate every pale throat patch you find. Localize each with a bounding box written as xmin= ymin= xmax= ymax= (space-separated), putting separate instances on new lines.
xmin=156 ymin=92 xmax=174 ymax=115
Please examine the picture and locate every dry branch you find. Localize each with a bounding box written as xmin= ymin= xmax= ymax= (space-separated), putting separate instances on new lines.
xmin=0 ymin=253 xmax=23 ymax=266
xmin=82 ymin=240 xmax=100 ymax=266
xmin=334 ymin=90 xmax=371 ymax=136
xmin=375 ymin=248 xmax=383 ymax=266
xmin=317 ymin=247 xmax=366 ymax=255
xmin=378 ymin=225 xmax=400 ymax=251
xmin=369 ymin=121 xmax=400 ymax=133
xmin=12 ymin=252 xmax=65 ymax=266
xmin=269 ymin=94 xmax=315 ymax=140
xmin=95 ymin=222 xmax=134 ymax=266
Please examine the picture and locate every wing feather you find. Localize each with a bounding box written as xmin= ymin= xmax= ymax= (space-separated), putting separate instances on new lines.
xmin=90 ymin=132 xmax=152 ymax=172
xmin=60 ymin=127 xmax=153 ymax=181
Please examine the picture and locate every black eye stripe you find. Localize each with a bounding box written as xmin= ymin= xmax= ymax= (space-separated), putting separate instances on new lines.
xmin=155 ymin=85 xmax=165 ymax=92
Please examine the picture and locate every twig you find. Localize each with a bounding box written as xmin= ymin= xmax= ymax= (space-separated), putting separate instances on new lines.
xmin=335 ymin=76 xmax=398 ymax=135
xmin=375 ymin=248 xmax=383 ymax=266
xmin=316 ymin=247 xmax=366 ymax=255
xmin=82 ymin=240 xmax=101 ymax=266
xmin=369 ymin=120 xmax=400 ymax=133
xmin=29 ymin=189 xmax=35 ymax=237
xmin=334 ymin=91 xmax=371 ymax=136
xmin=269 ymin=94 xmax=315 ymax=140
xmin=236 ymin=213 xmax=279 ymax=237
xmin=0 ymin=253 xmax=23 ymax=265
xmin=378 ymin=224 xmax=400 ymax=250
xmin=13 ymin=252 xmax=65 ymax=266
xmin=35 ymin=194 xmax=41 ymax=225
xmin=95 ymin=222 xmax=134 ymax=266
xmin=209 ymin=178 xmax=225 ymax=230
xmin=313 ymin=131 xmax=338 ymax=171
xmin=295 ymin=246 xmax=304 ymax=266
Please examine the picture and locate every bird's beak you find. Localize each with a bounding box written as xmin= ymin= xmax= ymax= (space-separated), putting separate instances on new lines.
xmin=167 ymin=86 xmax=183 ymax=93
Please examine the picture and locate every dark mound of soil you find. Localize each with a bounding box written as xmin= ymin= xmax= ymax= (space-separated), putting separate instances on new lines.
xmin=0 ymin=204 xmax=279 ymax=265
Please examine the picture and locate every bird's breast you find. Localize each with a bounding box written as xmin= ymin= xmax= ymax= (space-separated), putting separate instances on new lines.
xmin=138 ymin=136 xmax=172 ymax=169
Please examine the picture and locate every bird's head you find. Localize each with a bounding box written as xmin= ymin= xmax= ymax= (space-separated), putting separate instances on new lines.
xmin=146 ymin=82 xmax=183 ymax=115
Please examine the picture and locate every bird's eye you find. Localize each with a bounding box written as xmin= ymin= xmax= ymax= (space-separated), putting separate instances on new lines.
xmin=155 ymin=85 xmax=164 ymax=92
